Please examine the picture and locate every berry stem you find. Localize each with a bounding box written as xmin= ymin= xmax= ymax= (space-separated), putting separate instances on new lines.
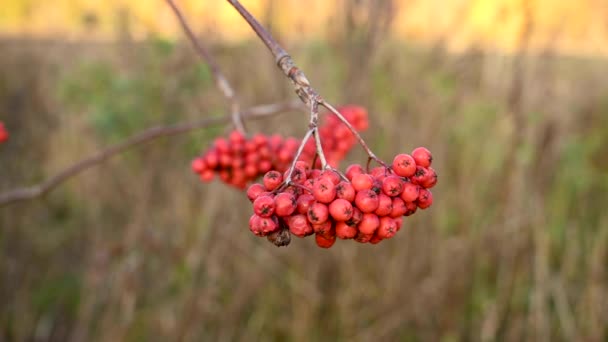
xmin=321 ymin=100 xmax=388 ymax=168
xmin=284 ymin=128 xmax=314 ymax=184
xmin=166 ymin=0 xmax=247 ymax=133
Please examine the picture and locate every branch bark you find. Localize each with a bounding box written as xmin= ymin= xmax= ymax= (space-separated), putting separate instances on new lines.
xmin=0 ymin=101 xmax=301 ymax=208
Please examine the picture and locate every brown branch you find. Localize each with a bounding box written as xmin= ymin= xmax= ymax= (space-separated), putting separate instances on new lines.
xmin=0 ymin=101 xmax=302 ymax=208
xmin=226 ymin=0 xmax=385 ymax=170
xmin=166 ymin=0 xmax=246 ymax=133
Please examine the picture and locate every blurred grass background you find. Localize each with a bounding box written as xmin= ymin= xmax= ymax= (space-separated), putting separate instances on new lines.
xmin=1 ymin=0 xmax=608 ymax=341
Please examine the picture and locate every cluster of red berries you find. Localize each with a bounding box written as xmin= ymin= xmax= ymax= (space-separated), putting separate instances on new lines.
xmin=0 ymin=122 xmax=8 ymax=144
xmin=191 ymin=105 xmax=368 ymax=189
xmin=247 ymin=147 xmax=437 ymax=248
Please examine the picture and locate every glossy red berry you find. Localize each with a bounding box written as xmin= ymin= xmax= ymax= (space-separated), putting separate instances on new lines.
xmin=417 ymin=189 xmax=434 ymax=209
xmin=358 ymin=213 xmax=380 ymax=235
xmin=288 ymin=214 xmax=312 ymax=237
xmin=377 ymin=217 xmax=398 ymax=239
xmin=307 ymin=202 xmax=329 ymax=224
xmin=336 ymin=221 xmax=357 ymax=239
xmin=329 ymin=199 xmax=354 ymax=221
xmin=253 ymin=195 xmax=275 ymax=218
xmin=412 ymin=147 xmax=432 ymax=167
xmin=392 ymin=154 xmax=416 ymax=177
xmin=274 ymin=193 xmax=297 ymax=216
xmin=352 ymin=174 xmax=374 ymax=191
xmin=354 ymin=189 xmax=379 ymax=213
xmin=374 ymin=193 xmax=393 ymax=216
xmin=382 ymin=175 xmax=405 ymax=197
xmin=336 ymin=181 xmax=356 ymax=202
xmin=246 ymin=183 xmax=265 ymax=202
xmin=263 ymin=171 xmax=283 ymax=191
xmin=312 ymin=177 xmax=336 ymax=204
xmin=315 ymin=233 xmax=336 ymax=248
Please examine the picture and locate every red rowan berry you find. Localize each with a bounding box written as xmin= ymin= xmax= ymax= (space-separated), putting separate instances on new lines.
xmin=422 ymin=167 xmax=438 ymax=188
xmin=204 ymin=151 xmax=219 ymax=168
xmin=320 ymin=170 xmax=341 ymax=185
xmin=370 ymin=166 xmax=388 ymax=179
xmin=263 ymin=171 xmax=283 ymax=191
xmin=307 ymin=202 xmax=329 ymax=224
xmin=377 ymin=217 xmax=398 ymax=239
xmin=346 ymin=207 xmax=363 ymax=227
xmin=249 ymin=215 xmax=264 ymax=236
xmin=417 ymin=189 xmax=434 ymax=209
xmin=412 ymin=147 xmax=432 ymax=167
xmin=191 ymin=158 xmax=206 ymax=173
xmin=336 ymin=181 xmax=355 ymax=202
xmin=382 ymin=175 xmax=405 ymax=197
xmin=329 ymin=199 xmax=354 ymax=221
xmin=358 ymin=213 xmax=380 ymax=235
xmin=315 ymin=233 xmax=336 ymax=248
xmin=312 ymin=177 xmax=336 ymax=203
xmin=390 ymin=197 xmax=407 ymax=218
xmin=345 ymin=164 xmax=364 ymax=180
xmin=199 ymin=170 xmax=214 ymax=182
xmin=369 ymin=234 xmax=383 ymax=244
xmin=288 ymin=214 xmax=312 ymax=237
xmin=312 ymin=220 xmax=333 ymax=236
xmin=296 ymin=194 xmax=315 ymax=214
xmin=355 ymin=189 xmax=379 ymax=213
xmin=253 ymin=195 xmax=275 ymax=217
xmin=274 ymin=193 xmax=297 ymax=217
xmin=404 ymin=201 xmax=417 ymax=216
xmin=354 ymin=231 xmax=373 ymax=243
xmin=352 ymin=174 xmax=374 ymax=191
xmin=246 ymin=183 xmax=265 ymax=202
xmin=412 ymin=166 xmax=430 ymax=185
xmin=400 ymin=182 xmax=420 ymax=202
xmin=336 ymin=221 xmax=357 ymax=239
xmin=392 ymin=154 xmax=416 ymax=177
xmin=375 ymin=193 xmax=393 ymax=216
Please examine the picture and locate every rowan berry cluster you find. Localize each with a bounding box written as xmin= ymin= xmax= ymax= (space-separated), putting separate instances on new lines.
xmin=0 ymin=122 xmax=8 ymax=144
xmin=191 ymin=105 xmax=368 ymax=189
xmin=247 ymin=147 xmax=437 ymax=248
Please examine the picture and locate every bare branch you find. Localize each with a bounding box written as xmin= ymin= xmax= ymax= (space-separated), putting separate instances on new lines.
xmin=226 ymin=0 xmax=388 ymax=172
xmin=166 ymin=0 xmax=246 ymax=133
xmin=0 ymin=101 xmax=302 ymax=208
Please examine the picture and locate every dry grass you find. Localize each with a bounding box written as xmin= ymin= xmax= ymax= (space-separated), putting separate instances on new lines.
xmin=0 ymin=35 xmax=607 ymax=341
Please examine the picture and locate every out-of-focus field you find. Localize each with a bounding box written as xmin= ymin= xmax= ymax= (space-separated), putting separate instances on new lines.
xmin=1 ymin=1 xmax=608 ymax=341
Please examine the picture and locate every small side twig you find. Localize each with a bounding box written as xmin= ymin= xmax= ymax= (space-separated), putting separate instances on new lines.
xmin=321 ymin=100 xmax=388 ymax=168
xmin=0 ymin=101 xmax=301 ymax=208
xmin=166 ymin=0 xmax=246 ymax=133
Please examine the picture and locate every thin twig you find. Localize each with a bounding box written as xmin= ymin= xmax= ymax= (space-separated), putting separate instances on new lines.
xmin=226 ymin=0 xmax=387 ymax=170
xmin=283 ymin=128 xmax=314 ymax=184
xmin=321 ymin=100 xmax=388 ymax=168
xmin=0 ymin=101 xmax=302 ymax=208
xmin=166 ymin=0 xmax=246 ymax=133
